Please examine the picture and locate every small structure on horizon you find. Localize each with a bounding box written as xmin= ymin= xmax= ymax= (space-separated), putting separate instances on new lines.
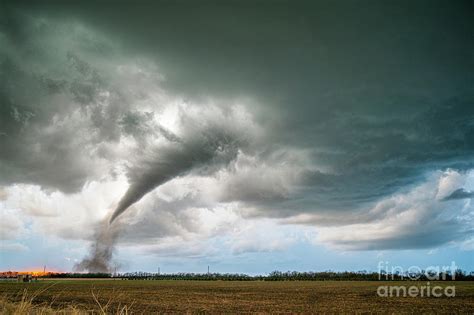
xmin=17 ymin=274 xmax=32 ymax=282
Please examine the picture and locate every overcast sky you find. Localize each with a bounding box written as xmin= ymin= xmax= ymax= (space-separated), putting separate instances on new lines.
xmin=1 ymin=0 xmax=473 ymax=273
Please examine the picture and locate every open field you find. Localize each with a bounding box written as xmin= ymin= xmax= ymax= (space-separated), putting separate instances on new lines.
xmin=1 ymin=280 xmax=473 ymax=314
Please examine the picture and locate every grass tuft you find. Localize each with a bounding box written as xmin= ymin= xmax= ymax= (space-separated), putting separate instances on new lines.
xmin=0 ymin=287 xmax=134 ymax=314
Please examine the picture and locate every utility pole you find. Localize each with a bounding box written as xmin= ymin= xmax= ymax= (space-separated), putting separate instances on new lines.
xmin=43 ymin=265 xmax=46 ymax=274
xmin=207 ymin=265 xmax=210 ymax=274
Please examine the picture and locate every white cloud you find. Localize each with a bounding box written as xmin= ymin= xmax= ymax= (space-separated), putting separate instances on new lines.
xmin=227 ymin=220 xmax=298 ymax=255
xmin=2 ymin=178 xmax=128 ymax=241
xmin=460 ymin=238 xmax=474 ymax=251
xmin=436 ymin=169 xmax=466 ymax=200
xmin=314 ymin=170 xmax=474 ymax=250
xmin=0 ymin=206 xmax=27 ymax=240
xmin=0 ymin=168 xmax=308 ymax=260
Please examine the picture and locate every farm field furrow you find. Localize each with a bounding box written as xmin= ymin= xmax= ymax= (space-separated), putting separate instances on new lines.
xmin=1 ymin=280 xmax=473 ymax=314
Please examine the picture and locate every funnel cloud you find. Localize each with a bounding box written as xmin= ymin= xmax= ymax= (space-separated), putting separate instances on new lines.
xmin=110 ymin=127 xmax=243 ymax=223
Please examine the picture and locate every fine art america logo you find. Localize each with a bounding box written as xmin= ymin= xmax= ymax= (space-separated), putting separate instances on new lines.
xmin=377 ymin=261 xmax=457 ymax=298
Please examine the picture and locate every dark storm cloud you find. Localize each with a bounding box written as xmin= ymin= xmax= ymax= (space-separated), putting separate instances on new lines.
xmin=327 ymin=224 xmax=468 ymax=251
xmin=443 ymin=188 xmax=474 ymax=201
xmin=15 ymin=0 xmax=473 ymax=209
xmin=0 ymin=9 xmax=166 ymax=193
xmin=2 ymin=0 xmax=474 ymax=251
xmin=0 ymin=12 xmax=117 ymax=192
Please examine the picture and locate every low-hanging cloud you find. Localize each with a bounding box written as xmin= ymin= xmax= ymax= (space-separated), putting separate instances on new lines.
xmin=315 ymin=170 xmax=474 ymax=250
xmin=443 ymin=188 xmax=474 ymax=201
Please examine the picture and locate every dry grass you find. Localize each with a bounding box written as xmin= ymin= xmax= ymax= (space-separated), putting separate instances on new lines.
xmin=0 ymin=285 xmax=133 ymax=315
xmin=0 ymin=280 xmax=473 ymax=314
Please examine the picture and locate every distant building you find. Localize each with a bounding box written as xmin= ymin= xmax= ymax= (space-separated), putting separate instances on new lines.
xmin=17 ymin=274 xmax=32 ymax=282
xmin=0 ymin=271 xmax=39 ymax=282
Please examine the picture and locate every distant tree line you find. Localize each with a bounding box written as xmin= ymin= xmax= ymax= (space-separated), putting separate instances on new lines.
xmin=47 ymin=272 xmax=112 ymax=278
xmin=43 ymin=270 xmax=474 ymax=281
xmin=266 ymin=270 xmax=474 ymax=281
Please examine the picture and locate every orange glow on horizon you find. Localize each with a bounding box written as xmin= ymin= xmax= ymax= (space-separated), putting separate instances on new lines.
xmin=1 ymin=268 xmax=62 ymax=277
xmin=18 ymin=270 xmax=50 ymax=277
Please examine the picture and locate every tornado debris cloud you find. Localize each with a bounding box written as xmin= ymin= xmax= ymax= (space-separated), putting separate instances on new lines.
xmin=74 ymin=220 xmax=121 ymax=273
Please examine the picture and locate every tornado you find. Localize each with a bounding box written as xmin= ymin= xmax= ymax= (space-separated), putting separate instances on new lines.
xmin=109 ymin=150 xmax=194 ymax=223
xmin=109 ymin=130 xmax=239 ymax=223
xmin=78 ymin=115 xmax=248 ymax=272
